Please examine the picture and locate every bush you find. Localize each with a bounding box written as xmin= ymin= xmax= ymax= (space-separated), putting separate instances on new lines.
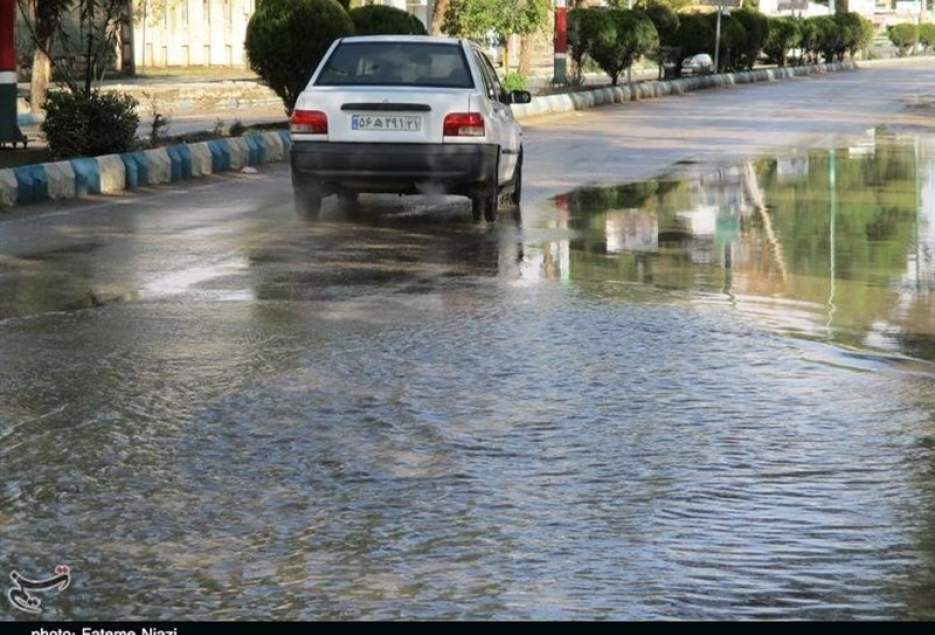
xmin=41 ymin=90 xmax=139 ymax=159
xmin=245 ymin=0 xmax=354 ymax=113
xmin=705 ymin=12 xmax=747 ymax=71
xmin=674 ymin=13 xmax=715 ymax=63
xmin=836 ymin=12 xmax=870 ymax=59
xmin=764 ymin=17 xmax=801 ymax=66
xmin=639 ymin=1 xmax=680 ymax=77
xmin=889 ymin=23 xmax=919 ymax=56
xmin=920 ymin=23 xmax=935 ymax=52
xmin=809 ymin=15 xmax=839 ymax=62
xmin=349 ymin=5 xmax=427 ymax=36
xmin=640 ymin=1 xmax=679 ymax=45
xmin=799 ymin=17 xmax=822 ymax=64
xmin=732 ymin=8 xmax=769 ymax=70
xmin=568 ymin=7 xmax=606 ymax=83
xmin=588 ymin=9 xmax=658 ymax=85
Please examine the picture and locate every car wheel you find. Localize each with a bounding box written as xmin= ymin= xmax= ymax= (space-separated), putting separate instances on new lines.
xmin=509 ymin=151 xmax=523 ymax=207
xmin=294 ymin=185 xmax=322 ymax=219
xmin=471 ymin=185 xmax=498 ymax=223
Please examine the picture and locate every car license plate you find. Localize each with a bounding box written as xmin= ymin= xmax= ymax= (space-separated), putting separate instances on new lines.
xmin=351 ymin=114 xmax=421 ymax=132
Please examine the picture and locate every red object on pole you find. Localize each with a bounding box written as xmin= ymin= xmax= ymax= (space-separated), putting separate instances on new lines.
xmin=0 ymin=0 xmax=15 ymax=72
xmin=554 ymin=5 xmax=567 ymax=55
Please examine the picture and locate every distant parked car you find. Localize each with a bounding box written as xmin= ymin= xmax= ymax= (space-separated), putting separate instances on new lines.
xmin=289 ymin=35 xmax=532 ymax=222
xmin=682 ymin=53 xmax=714 ymax=76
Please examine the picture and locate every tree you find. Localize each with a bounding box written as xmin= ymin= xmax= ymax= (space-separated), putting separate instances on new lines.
xmin=705 ymin=11 xmax=746 ymax=71
xmin=18 ymin=0 xmax=131 ymax=113
xmin=349 ymin=5 xmax=427 ymax=35
xmin=245 ymin=0 xmax=353 ymax=113
xmin=568 ymin=7 xmax=605 ymax=84
xmin=637 ymin=1 xmax=679 ymax=78
xmin=888 ymin=23 xmax=918 ymax=56
xmin=443 ymin=0 xmax=549 ymax=72
xmin=732 ymin=8 xmax=769 ymax=70
xmin=588 ymin=9 xmax=658 ymax=85
xmin=764 ymin=16 xmax=800 ymax=67
xmin=17 ymin=0 xmax=72 ymax=114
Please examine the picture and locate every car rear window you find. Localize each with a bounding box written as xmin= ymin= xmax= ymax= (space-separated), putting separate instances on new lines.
xmin=315 ymin=42 xmax=474 ymax=89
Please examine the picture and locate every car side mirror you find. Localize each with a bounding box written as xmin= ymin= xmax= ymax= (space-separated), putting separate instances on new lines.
xmin=511 ymin=90 xmax=532 ymax=104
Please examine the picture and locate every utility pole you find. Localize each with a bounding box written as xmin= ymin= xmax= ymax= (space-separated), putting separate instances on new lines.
xmin=714 ymin=7 xmax=722 ymax=73
xmin=0 ymin=0 xmax=25 ymax=147
xmin=554 ymin=0 xmax=567 ymax=84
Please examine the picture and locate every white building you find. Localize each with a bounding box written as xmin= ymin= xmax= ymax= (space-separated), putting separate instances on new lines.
xmin=132 ymin=0 xmax=431 ymax=68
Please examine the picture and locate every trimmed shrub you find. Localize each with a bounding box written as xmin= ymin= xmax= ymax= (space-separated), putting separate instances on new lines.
xmin=41 ymin=90 xmax=139 ymax=159
xmin=568 ymin=7 xmax=607 ymax=83
xmin=920 ymin=23 xmax=935 ymax=52
xmin=809 ymin=15 xmax=839 ymax=62
xmin=732 ymin=8 xmax=769 ymax=70
xmin=640 ymin=1 xmax=679 ymax=45
xmin=799 ymin=17 xmax=822 ymax=64
xmin=764 ymin=17 xmax=801 ymax=67
xmin=639 ymin=1 xmax=680 ymax=77
xmin=674 ymin=13 xmax=715 ymax=64
xmin=889 ymin=23 xmax=919 ymax=56
xmin=705 ymin=12 xmax=747 ymax=71
xmin=349 ymin=5 xmax=427 ymax=36
xmin=245 ymin=0 xmax=354 ymax=113
xmin=588 ymin=9 xmax=658 ymax=85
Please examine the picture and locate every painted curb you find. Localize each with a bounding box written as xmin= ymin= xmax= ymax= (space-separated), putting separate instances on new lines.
xmin=510 ymin=61 xmax=858 ymax=121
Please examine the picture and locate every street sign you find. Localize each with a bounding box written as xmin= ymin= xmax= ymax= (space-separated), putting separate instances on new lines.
xmin=698 ymin=0 xmax=743 ymax=6
xmin=777 ymin=0 xmax=809 ymax=10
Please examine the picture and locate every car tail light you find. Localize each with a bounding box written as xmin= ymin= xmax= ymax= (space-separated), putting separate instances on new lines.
xmin=291 ymin=110 xmax=328 ymax=134
xmin=443 ymin=112 xmax=484 ymax=137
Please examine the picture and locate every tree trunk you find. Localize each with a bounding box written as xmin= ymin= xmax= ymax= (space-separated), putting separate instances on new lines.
xmin=30 ymin=46 xmax=51 ymax=115
xmin=519 ymin=35 xmax=532 ymax=75
xmin=430 ymin=0 xmax=448 ymax=35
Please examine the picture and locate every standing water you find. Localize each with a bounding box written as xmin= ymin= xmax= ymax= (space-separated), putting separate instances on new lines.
xmin=0 ymin=132 xmax=933 ymax=619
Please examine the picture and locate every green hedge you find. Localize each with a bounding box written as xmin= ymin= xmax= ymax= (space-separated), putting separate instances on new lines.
xmin=349 ymin=5 xmax=427 ymax=36
xmin=569 ymin=7 xmax=658 ymax=84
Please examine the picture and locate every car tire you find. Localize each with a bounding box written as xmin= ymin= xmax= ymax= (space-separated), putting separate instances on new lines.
xmin=294 ymin=185 xmax=323 ymax=219
xmin=471 ymin=185 xmax=498 ymax=223
xmin=509 ymin=151 xmax=523 ymax=207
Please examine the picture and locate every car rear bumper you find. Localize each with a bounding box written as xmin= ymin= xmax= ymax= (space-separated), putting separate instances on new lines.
xmin=291 ymin=141 xmax=498 ymax=194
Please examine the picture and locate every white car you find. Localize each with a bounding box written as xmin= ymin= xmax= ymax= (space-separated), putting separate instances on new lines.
xmin=681 ymin=53 xmax=714 ymax=76
xmin=289 ymin=35 xmax=530 ymax=222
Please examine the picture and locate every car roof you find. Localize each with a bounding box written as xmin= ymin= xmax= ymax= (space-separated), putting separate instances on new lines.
xmin=337 ymin=35 xmax=465 ymax=46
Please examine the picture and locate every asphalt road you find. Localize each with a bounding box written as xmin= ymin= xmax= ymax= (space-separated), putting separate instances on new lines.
xmin=1 ymin=60 xmax=934 ymax=619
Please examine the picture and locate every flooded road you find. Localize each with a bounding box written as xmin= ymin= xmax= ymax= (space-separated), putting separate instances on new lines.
xmin=2 ymin=130 xmax=935 ymax=619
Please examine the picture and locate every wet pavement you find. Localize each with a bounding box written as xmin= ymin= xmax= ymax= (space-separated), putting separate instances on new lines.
xmin=2 ymin=65 xmax=935 ymax=620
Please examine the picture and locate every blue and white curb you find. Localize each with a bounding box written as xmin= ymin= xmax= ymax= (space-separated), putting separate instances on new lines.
xmin=509 ymin=61 xmax=858 ymax=120
xmin=0 ymin=131 xmax=289 ymax=208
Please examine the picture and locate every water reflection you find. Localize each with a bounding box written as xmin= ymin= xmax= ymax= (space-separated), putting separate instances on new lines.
xmin=535 ymin=133 xmax=935 ymax=361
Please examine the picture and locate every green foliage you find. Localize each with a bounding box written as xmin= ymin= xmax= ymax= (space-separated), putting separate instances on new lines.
xmin=919 ymin=23 xmax=935 ymax=51
xmin=764 ymin=17 xmax=801 ymax=67
xmin=704 ymin=12 xmax=747 ymax=71
xmin=502 ymin=72 xmax=527 ymax=92
xmin=889 ymin=23 xmax=919 ymax=56
xmin=245 ymin=0 xmax=354 ymax=113
xmin=732 ymin=8 xmax=769 ymax=70
xmin=442 ymin=0 xmax=549 ymax=40
xmin=568 ymin=7 xmax=606 ymax=83
xmin=673 ymin=13 xmax=715 ymax=61
xmin=41 ymin=89 xmax=139 ymax=159
xmin=587 ymin=9 xmax=659 ymax=85
xmin=809 ymin=15 xmax=839 ymax=62
xmin=639 ymin=1 xmax=680 ymax=45
xmin=798 ymin=17 xmax=822 ymax=63
xmin=349 ymin=5 xmax=427 ymax=35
